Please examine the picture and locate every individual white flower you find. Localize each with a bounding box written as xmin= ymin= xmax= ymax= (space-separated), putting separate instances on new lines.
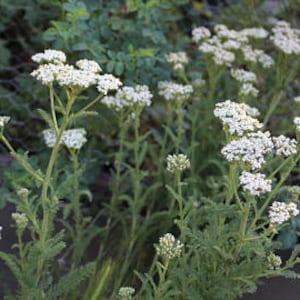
xmin=165 ymin=52 xmax=189 ymax=70
xmin=158 ymin=81 xmax=193 ymax=102
xmin=62 ymin=128 xmax=87 ymax=150
xmin=270 ymin=21 xmax=300 ymax=55
xmin=239 ymin=171 xmax=272 ymax=196
xmin=239 ymin=83 xmax=259 ymax=97
xmin=294 ymin=96 xmax=300 ymax=103
xmin=273 ymin=135 xmax=297 ymax=156
xmin=267 ymin=253 xmax=282 ymax=270
xmin=156 ymin=233 xmax=184 ymax=260
xmin=269 ymin=201 xmax=299 ymax=225
xmin=97 ymin=74 xmax=122 ymax=95
xmin=0 ymin=116 xmax=10 ymax=129
xmin=75 ymin=59 xmax=102 ymax=73
xmin=221 ymin=131 xmax=274 ymax=169
xmin=166 ymin=154 xmax=190 ymax=173
xmin=214 ymin=100 xmax=262 ymax=136
xmin=231 ymin=69 xmax=257 ymax=83
xmin=31 ymin=49 xmax=66 ymax=64
xmin=102 ymin=85 xmax=152 ymax=111
xmin=118 ymin=287 xmax=135 ymax=299
xmin=294 ymin=117 xmax=300 ymax=132
xmin=192 ymin=26 xmax=211 ymax=43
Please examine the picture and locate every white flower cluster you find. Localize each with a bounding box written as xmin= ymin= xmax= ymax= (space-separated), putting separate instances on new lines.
xmin=97 ymin=74 xmax=122 ymax=95
xmin=11 ymin=212 xmax=28 ymax=231
xmin=158 ymin=81 xmax=193 ymax=102
xmin=241 ymin=46 xmax=274 ymax=68
xmin=31 ymin=49 xmax=122 ymax=94
xmin=273 ymin=135 xmax=297 ymax=156
xmin=192 ymin=26 xmax=211 ymax=43
xmin=214 ymin=100 xmax=262 ymax=136
xmin=239 ymin=83 xmax=259 ymax=97
xmin=43 ymin=128 xmax=87 ymax=150
xmin=267 ymin=253 xmax=282 ymax=270
xmin=76 ymin=59 xmax=102 ymax=73
xmin=231 ymin=69 xmax=257 ymax=83
xmin=294 ymin=96 xmax=300 ymax=103
xmin=165 ymin=52 xmax=189 ymax=71
xmin=269 ymin=201 xmax=299 ymax=225
xmin=102 ymin=85 xmax=152 ymax=111
xmin=271 ymin=21 xmax=300 ymax=55
xmin=0 ymin=116 xmax=10 ymax=129
xmin=156 ymin=233 xmax=184 ymax=260
xmin=195 ymin=24 xmax=272 ymax=67
xmin=221 ymin=131 xmax=274 ymax=170
xmin=239 ymin=171 xmax=272 ymax=196
xmin=31 ymin=49 xmax=66 ymax=64
xmin=294 ymin=117 xmax=300 ymax=132
xmin=118 ymin=287 xmax=135 ymax=299
xmin=166 ymin=154 xmax=190 ymax=174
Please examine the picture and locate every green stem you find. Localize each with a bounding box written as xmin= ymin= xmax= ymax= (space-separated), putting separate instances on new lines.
xmin=176 ymin=171 xmax=185 ymax=241
xmin=176 ymin=102 xmax=184 ymax=154
xmin=0 ymin=135 xmax=44 ymax=183
xmin=50 ymin=85 xmax=59 ymax=134
xmin=76 ymin=93 xmax=104 ymax=115
xmin=154 ymin=260 xmax=169 ymax=300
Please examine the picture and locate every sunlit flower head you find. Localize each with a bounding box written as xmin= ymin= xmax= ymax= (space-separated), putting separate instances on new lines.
xmin=156 ymin=233 xmax=184 ymax=260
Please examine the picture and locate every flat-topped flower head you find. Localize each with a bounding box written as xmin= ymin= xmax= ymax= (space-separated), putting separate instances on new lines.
xmin=273 ymin=135 xmax=297 ymax=157
xmin=294 ymin=117 xmax=300 ymax=132
xmin=0 ymin=116 xmax=10 ymax=130
xmin=165 ymin=52 xmax=189 ymax=71
xmin=42 ymin=128 xmax=87 ymax=150
xmin=156 ymin=233 xmax=184 ymax=260
xmin=118 ymin=287 xmax=135 ymax=300
xmin=271 ymin=21 xmax=300 ymax=55
xmin=192 ymin=26 xmax=211 ymax=43
xmin=97 ymin=74 xmax=122 ymax=95
xmin=240 ymin=27 xmax=268 ymax=39
xmin=241 ymin=46 xmax=274 ymax=68
xmin=239 ymin=171 xmax=272 ymax=196
xmin=31 ymin=49 xmax=66 ymax=64
xmin=214 ymin=100 xmax=262 ymax=136
xmin=221 ymin=131 xmax=274 ymax=170
xmin=269 ymin=201 xmax=299 ymax=225
xmin=158 ymin=81 xmax=193 ymax=103
xmin=267 ymin=253 xmax=282 ymax=270
xmin=239 ymin=83 xmax=259 ymax=98
xmin=231 ymin=69 xmax=257 ymax=83
xmin=102 ymin=85 xmax=152 ymax=111
xmin=166 ymin=154 xmax=190 ymax=174
xmin=76 ymin=59 xmax=102 ymax=73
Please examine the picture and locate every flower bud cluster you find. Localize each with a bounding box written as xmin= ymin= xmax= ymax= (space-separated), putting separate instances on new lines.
xmin=0 ymin=116 xmax=10 ymax=130
xmin=239 ymin=171 xmax=272 ymax=196
xmin=267 ymin=253 xmax=282 ymax=270
xmin=156 ymin=233 xmax=184 ymax=260
xmin=166 ymin=154 xmax=190 ymax=174
xmin=269 ymin=201 xmax=299 ymax=225
xmin=12 ymin=213 xmax=28 ymax=231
